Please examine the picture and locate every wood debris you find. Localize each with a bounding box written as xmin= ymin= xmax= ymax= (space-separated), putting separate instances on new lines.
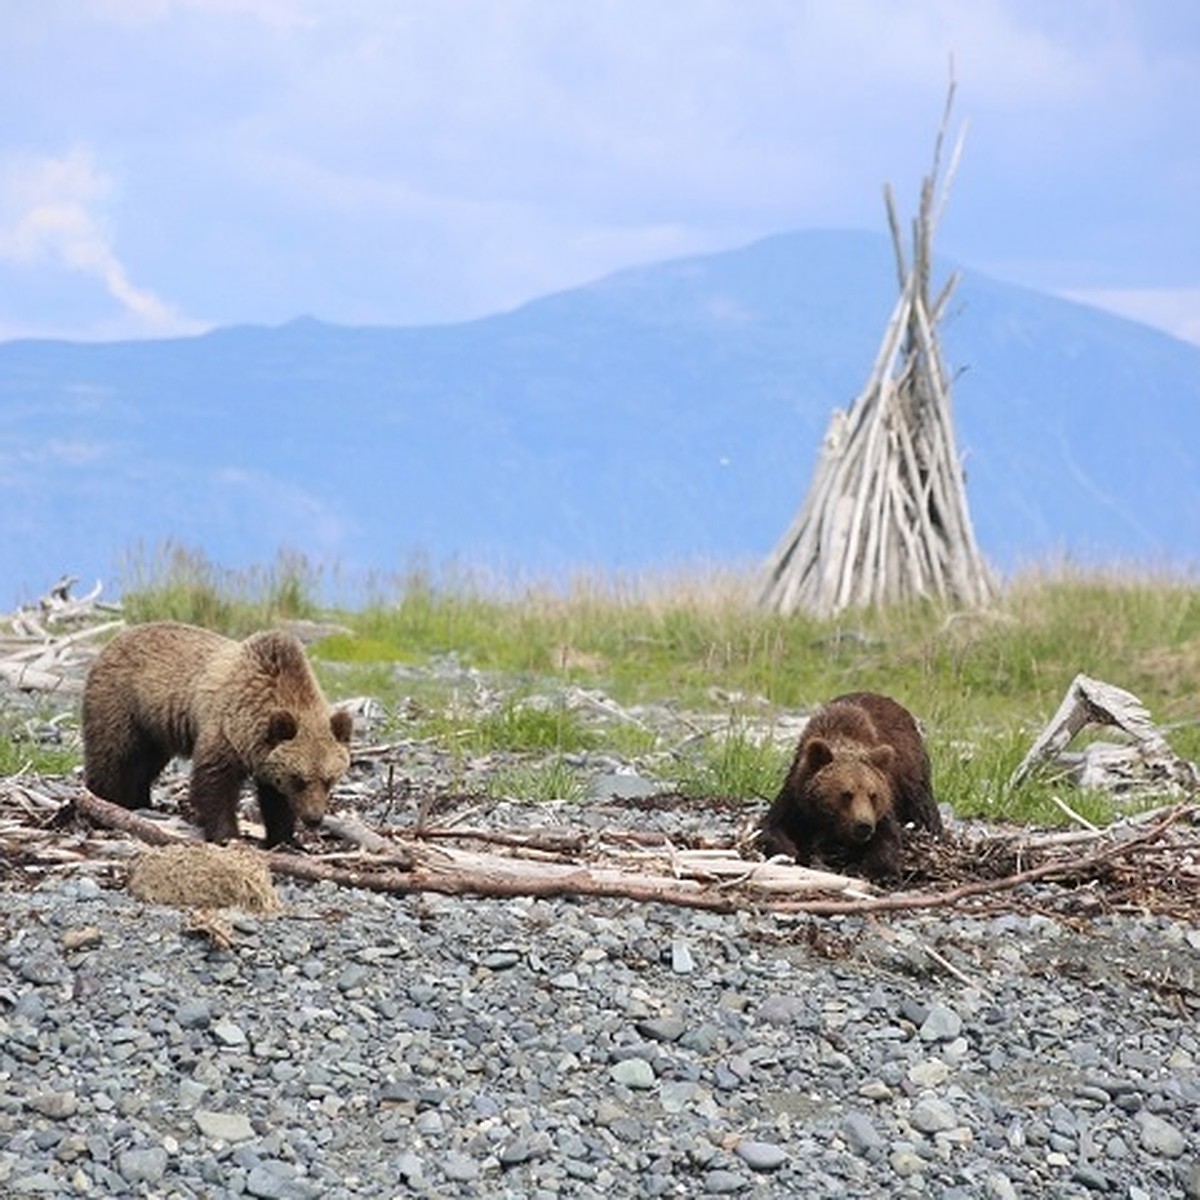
xmin=1 ymin=576 xmax=122 ymax=695
xmin=1009 ymin=673 xmax=1200 ymax=799
xmin=0 ymin=777 xmax=1192 ymax=923
xmin=760 ymin=75 xmax=994 ymax=617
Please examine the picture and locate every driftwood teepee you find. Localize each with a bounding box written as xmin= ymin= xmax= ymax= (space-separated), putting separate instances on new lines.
xmin=761 ymin=83 xmax=995 ymax=618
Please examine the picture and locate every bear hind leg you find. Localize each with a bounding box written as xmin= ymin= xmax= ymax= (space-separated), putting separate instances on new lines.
xmin=85 ymin=726 xmax=171 ymax=811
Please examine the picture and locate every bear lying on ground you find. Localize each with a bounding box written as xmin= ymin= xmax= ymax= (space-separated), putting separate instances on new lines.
xmin=757 ymin=691 xmax=941 ymax=880
xmin=82 ymin=621 xmax=352 ymax=847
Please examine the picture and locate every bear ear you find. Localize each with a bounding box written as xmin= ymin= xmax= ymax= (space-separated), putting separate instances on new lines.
xmin=266 ymin=710 xmax=299 ymax=746
xmin=869 ymin=744 xmax=896 ymax=772
xmin=804 ymin=738 xmax=834 ymax=772
xmin=330 ymin=708 xmax=353 ymax=745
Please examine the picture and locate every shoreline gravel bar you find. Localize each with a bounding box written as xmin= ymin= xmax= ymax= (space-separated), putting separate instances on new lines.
xmin=3 ymin=858 xmax=1199 ymax=1198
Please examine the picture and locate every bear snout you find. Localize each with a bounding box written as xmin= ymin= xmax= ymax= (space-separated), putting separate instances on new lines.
xmin=850 ymin=817 xmax=876 ymax=843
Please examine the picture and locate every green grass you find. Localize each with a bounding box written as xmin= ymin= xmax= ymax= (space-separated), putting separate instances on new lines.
xmin=111 ymin=553 xmax=1200 ymax=828
xmin=0 ymin=733 xmax=78 ymax=777
xmin=118 ymin=543 xmax=322 ymax=635
xmin=674 ymin=720 xmax=792 ymax=802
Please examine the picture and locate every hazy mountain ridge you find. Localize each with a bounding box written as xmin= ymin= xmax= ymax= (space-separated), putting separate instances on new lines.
xmin=2 ymin=229 xmax=1198 ymax=609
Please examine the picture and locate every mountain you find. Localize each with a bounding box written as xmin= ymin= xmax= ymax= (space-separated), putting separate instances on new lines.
xmin=2 ymin=229 xmax=1199 ymax=610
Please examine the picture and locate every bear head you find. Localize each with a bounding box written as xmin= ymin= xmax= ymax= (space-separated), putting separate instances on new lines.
xmin=802 ymin=737 xmax=896 ymax=847
xmin=257 ymin=707 xmax=353 ymax=827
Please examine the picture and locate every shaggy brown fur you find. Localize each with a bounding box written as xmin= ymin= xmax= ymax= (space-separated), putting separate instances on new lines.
xmin=82 ymin=622 xmax=352 ymax=847
xmin=758 ymin=691 xmax=941 ymax=880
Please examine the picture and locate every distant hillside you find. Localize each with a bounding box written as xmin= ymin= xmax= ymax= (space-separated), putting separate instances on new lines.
xmin=2 ymin=229 xmax=1199 ymax=609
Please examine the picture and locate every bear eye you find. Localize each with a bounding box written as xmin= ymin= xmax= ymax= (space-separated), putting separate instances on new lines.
xmin=840 ymin=791 xmax=854 ymax=805
xmin=288 ymin=773 xmax=306 ymax=793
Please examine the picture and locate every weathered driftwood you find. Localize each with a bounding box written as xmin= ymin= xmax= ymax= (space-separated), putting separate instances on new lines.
xmin=48 ymin=786 xmax=1200 ymax=921
xmin=1 ymin=576 xmax=121 ymax=695
xmin=1009 ymin=674 xmax=1200 ymax=797
xmin=68 ymin=789 xmax=877 ymax=909
xmin=761 ymin=74 xmax=994 ymax=618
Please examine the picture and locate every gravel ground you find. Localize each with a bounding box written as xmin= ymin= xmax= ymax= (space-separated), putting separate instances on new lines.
xmin=4 ymin=835 xmax=1200 ymax=1198
xmin=3 ymin=664 xmax=1200 ymax=1198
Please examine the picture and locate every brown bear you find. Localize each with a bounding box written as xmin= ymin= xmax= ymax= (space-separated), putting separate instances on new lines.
xmin=758 ymin=691 xmax=941 ymax=880
xmin=82 ymin=621 xmax=353 ymax=848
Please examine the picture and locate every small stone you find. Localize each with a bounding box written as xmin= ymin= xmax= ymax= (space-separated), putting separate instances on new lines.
xmin=908 ymin=1059 xmax=950 ymax=1087
xmin=481 ymin=950 xmax=521 ymax=970
xmin=1071 ymin=1165 xmax=1111 ymax=1192
xmin=175 ymin=1001 xmax=212 ymax=1030
xmin=337 ymin=964 xmax=371 ymax=992
xmin=394 ymin=1153 xmax=425 ymax=1184
xmin=734 ymin=1140 xmax=787 ymax=1171
xmin=610 ymin=1058 xmax=655 ymax=1089
xmin=1136 ymin=1111 xmax=1186 ymax=1158
xmin=211 ymin=1021 xmax=247 ymax=1047
xmin=911 ymin=1096 xmax=957 ymax=1133
xmin=755 ymin=995 xmax=807 ymax=1025
xmin=19 ymin=955 xmax=65 ymax=986
xmin=26 ymin=1092 xmax=78 ymax=1120
xmin=985 ymin=1173 xmax=1019 ymax=1200
xmin=117 ymin=1147 xmax=169 ymax=1185
xmin=890 ymin=1148 xmax=925 ymax=1178
xmin=441 ymin=1152 xmax=479 ymax=1182
xmin=704 ymin=1168 xmax=748 ymax=1193
xmin=919 ymin=1003 xmax=962 ymax=1042
xmin=841 ymin=1111 xmax=883 ymax=1154
xmin=195 ymin=1110 xmax=254 ymax=1142
xmin=671 ymin=939 xmax=695 ymax=974
xmin=637 ymin=1016 xmax=686 ymax=1043
xmin=858 ymin=1080 xmax=892 ymax=1100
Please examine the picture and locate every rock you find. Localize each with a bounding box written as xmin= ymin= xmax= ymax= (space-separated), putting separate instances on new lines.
xmin=194 ymin=1110 xmax=254 ymax=1142
xmin=911 ymin=1096 xmax=957 ymax=1133
xmin=703 ymin=1168 xmax=748 ymax=1193
xmin=734 ymin=1140 xmax=787 ymax=1171
xmin=117 ymin=1147 xmax=169 ymax=1185
xmin=919 ymin=1002 xmax=963 ymax=1042
xmin=440 ymin=1152 xmax=480 ymax=1182
xmin=1136 ymin=1111 xmax=1186 ymax=1158
xmin=25 ymin=1092 xmax=78 ymax=1120
xmin=841 ymin=1111 xmax=883 ymax=1154
xmin=610 ymin=1058 xmax=655 ymax=1089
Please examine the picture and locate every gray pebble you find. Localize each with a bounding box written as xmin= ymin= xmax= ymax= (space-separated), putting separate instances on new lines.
xmin=704 ymin=1168 xmax=748 ymax=1193
xmin=440 ymin=1152 xmax=479 ymax=1181
xmin=919 ymin=1001 xmax=963 ymax=1042
xmin=610 ymin=1058 xmax=655 ymax=1089
xmin=841 ymin=1110 xmax=883 ymax=1154
xmin=1136 ymin=1110 xmax=1187 ymax=1157
xmin=911 ymin=1096 xmax=958 ymax=1133
xmin=734 ymin=1139 xmax=787 ymax=1171
xmin=117 ymin=1146 xmax=169 ymax=1185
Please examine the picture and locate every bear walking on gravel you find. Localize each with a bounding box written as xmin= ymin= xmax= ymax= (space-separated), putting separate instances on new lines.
xmin=82 ymin=621 xmax=353 ymax=848
xmin=757 ymin=691 xmax=941 ymax=880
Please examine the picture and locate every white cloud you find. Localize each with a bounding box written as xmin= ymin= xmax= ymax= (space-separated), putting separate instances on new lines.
xmin=0 ymin=148 xmax=203 ymax=337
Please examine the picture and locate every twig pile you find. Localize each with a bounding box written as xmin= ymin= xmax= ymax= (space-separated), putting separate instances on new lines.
xmin=761 ymin=77 xmax=994 ymax=617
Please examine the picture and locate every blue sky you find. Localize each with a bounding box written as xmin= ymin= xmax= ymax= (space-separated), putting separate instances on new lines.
xmin=2 ymin=1 xmax=1198 ymax=344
